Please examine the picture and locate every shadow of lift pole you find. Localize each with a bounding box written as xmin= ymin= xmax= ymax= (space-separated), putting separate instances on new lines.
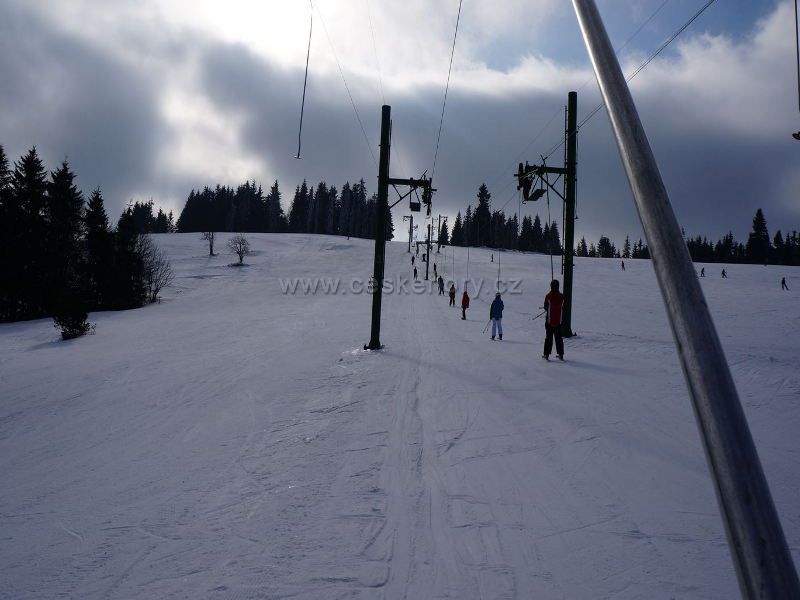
xmin=572 ymin=0 xmax=800 ymax=597
xmin=366 ymin=105 xmax=434 ymax=350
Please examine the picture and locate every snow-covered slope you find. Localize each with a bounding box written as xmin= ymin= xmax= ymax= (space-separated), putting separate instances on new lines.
xmin=1 ymin=233 xmax=798 ymax=599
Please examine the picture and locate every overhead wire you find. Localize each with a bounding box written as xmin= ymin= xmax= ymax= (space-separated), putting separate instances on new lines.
xmin=365 ymin=0 xmax=386 ymax=105
xmin=295 ymin=0 xmax=313 ymax=159
xmin=310 ymin=0 xmax=378 ymax=168
xmin=431 ymin=0 xmax=464 ymax=182
xmin=795 ymin=0 xmax=800 ymax=112
xmin=542 ymin=0 xmax=718 ymax=162
xmin=486 ymin=0 xmax=673 ymax=194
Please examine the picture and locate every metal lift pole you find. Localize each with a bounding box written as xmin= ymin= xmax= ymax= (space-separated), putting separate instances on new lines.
xmin=572 ymin=1 xmax=800 ymax=597
xmin=366 ymin=105 xmax=391 ymax=350
xmin=562 ymin=91 xmax=577 ymax=337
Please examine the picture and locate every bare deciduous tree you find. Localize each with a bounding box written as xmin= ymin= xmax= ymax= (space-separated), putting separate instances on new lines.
xmin=139 ymin=236 xmax=174 ymax=303
xmin=227 ymin=234 xmax=250 ymax=265
xmin=202 ymin=232 xmax=215 ymax=256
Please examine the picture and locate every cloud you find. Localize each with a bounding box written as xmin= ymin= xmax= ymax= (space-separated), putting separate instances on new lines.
xmin=0 ymin=0 xmax=795 ymax=246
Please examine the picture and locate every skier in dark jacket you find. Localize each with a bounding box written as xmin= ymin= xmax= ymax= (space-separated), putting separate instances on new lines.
xmin=411 ymin=255 xmax=415 ymax=266
xmin=782 ymin=277 xmax=789 ymax=290
xmin=721 ymin=269 xmax=727 ymax=279
xmin=449 ymin=284 xmax=456 ymax=306
xmin=438 ymin=275 xmax=445 ymax=295
xmin=542 ymin=279 xmax=564 ymax=361
xmin=461 ymin=290 xmax=470 ymax=320
xmin=413 ymin=266 xmax=418 ymax=281
xmin=489 ymin=292 xmax=504 ymax=340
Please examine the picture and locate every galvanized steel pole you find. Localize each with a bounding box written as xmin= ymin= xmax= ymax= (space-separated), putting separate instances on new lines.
xmin=571 ymin=0 xmax=800 ymax=597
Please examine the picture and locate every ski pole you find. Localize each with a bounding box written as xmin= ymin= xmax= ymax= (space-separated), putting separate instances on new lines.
xmin=482 ymin=320 xmax=491 ymax=334
xmin=531 ymin=310 xmax=546 ymax=321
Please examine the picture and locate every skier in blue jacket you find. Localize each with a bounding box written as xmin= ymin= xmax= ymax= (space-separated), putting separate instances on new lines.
xmin=489 ymin=292 xmax=504 ymax=340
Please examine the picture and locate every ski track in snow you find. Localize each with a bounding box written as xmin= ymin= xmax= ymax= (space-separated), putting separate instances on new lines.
xmin=1 ymin=233 xmax=799 ymax=599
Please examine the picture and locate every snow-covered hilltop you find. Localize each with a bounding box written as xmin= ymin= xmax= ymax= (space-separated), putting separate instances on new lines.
xmin=1 ymin=233 xmax=798 ymax=599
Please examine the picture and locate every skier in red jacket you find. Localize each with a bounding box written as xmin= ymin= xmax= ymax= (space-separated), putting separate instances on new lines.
xmin=461 ymin=290 xmax=470 ymax=320
xmin=543 ymin=279 xmax=565 ymax=361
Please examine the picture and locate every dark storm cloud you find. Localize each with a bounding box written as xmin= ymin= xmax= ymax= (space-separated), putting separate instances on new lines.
xmin=0 ymin=3 xmax=184 ymax=218
xmin=198 ymin=40 xmax=385 ymax=190
xmin=1 ymin=0 xmax=794 ymax=247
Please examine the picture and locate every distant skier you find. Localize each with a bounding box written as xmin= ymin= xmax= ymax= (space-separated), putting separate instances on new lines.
xmin=413 ymin=266 xmax=418 ymax=281
xmin=700 ymin=267 xmax=705 ymax=277
xmin=449 ymin=284 xmax=456 ymax=306
xmin=491 ymin=253 xmax=494 ymax=263
xmin=490 ymin=292 xmax=504 ymax=340
xmin=411 ymin=255 xmax=415 ymax=266
xmin=438 ymin=275 xmax=445 ymax=295
xmin=721 ymin=269 xmax=727 ymax=279
xmin=461 ymin=290 xmax=470 ymax=320
xmin=542 ymin=279 xmax=565 ymax=361
xmin=434 ymin=263 xmax=438 ymax=278
xmin=782 ymin=277 xmax=789 ymax=291
xmin=621 ymin=260 xmax=625 ymax=271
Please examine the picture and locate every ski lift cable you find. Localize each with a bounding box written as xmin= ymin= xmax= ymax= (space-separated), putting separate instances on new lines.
xmin=295 ymin=1 xmax=313 ymax=159
xmin=431 ymin=0 xmax=464 ymax=182
xmin=795 ymin=0 xmax=800 ymax=113
xmin=485 ymin=0 xmax=672 ymax=192
xmin=543 ymin=0 xmax=717 ymax=162
xmin=310 ymin=0 xmax=378 ymax=168
xmin=365 ymin=0 xmax=386 ymax=105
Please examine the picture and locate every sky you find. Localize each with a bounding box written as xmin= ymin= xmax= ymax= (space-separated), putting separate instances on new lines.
xmin=0 ymin=0 xmax=797 ymax=246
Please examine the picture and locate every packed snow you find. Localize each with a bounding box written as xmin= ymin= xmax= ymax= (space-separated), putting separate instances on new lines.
xmin=1 ymin=232 xmax=798 ymax=599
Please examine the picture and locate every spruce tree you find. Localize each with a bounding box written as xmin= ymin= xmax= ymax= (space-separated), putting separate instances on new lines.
xmin=548 ymin=221 xmax=562 ymax=255
xmin=746 ymin=208 xmax=770 ymax=264
xmin=10 ymin=147 xmax=49 ymax=319
xmin=623 ymin=235 xmax=631 ymax=259
xmin=84 ymin=188 xmax=112 ymax=307
xmin=289 ymin=183 xmax=306 ymax=232
xmin=451 ymin=211 xmax=464 ymax=246
xmin=474 ymin=184 xmax=492 ymax=246
xmin=518 ymin=216 xmax=533 ymax=251
xmin=576 ymin=236 xmax=588 ymax=257
xmin=532 ymin=215 xmax=544 ymax=253
xmin=463 ymin=206 xmax=473 ymax=246
xmin=46 ymin=160 xmax=86 ymax=315
xmin=266 ymin=180 xmax=287 ymax=232
xmin=0 ymin=146 xmax=15 ymax=320
xmin=439 ymin=220 xmax=450 ymax=246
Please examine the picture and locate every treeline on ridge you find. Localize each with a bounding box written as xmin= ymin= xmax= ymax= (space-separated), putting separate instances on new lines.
xmin=176 ymin=179 xmax=394 ymax=240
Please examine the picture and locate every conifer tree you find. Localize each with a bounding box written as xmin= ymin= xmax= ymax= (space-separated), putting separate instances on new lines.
xmin=746 ymin=208 xmax=770 ymax=264
xmin=518 ymin=216 xmax=533 ymax=251
xmin=46 ymin=160 xmax=86 ymax=312
xmin=289 ymin=181 xmax=309 ymax=233
xmin=0 ymin=146 xmax=15 ymax=320
xmin=548 ymin=220 xmax=562 ymax=255
xmin=463 ymin=206 xmax=474 ymax=246
xmin=84 ymin=188 xmax=113 ymax=307
xmin=532 ymin=215 xmax=544 ymax=253
xmin=10 ymin=147 xmax=49 ymax=319
xmin=451 ymin=211 xmax=464 ymax=246
xmin=266 ymin=180 xmax=287 ymax=232
xmin=439 ymin=220 xmax=450 ymax=246
xmin=474 ymin=184 xmax=492 ymax=246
